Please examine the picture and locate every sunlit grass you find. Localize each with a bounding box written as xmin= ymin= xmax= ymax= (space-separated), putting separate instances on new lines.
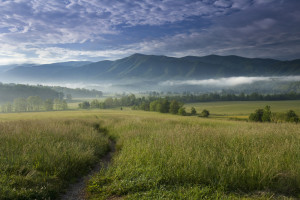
xmin=88 ymin=111 xmax=300 ymax=199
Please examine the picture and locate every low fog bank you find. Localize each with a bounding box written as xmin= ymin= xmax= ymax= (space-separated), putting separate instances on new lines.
xmin=160 ymin=76 xmax=300 ymax=87
xmin=1 ymin=76 xmax=300 ymax=94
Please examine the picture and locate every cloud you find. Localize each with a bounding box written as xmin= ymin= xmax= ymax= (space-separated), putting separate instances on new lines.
xmin=0 ymin=0 xmax=299 ymax=64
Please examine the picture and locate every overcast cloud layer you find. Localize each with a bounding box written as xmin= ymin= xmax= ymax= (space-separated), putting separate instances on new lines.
xmin=0 ymin=0 xmax=299 ymax=65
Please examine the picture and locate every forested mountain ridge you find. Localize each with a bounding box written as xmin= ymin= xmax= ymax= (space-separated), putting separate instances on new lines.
xmin=2 ymin=54 xmax=300 ymax=82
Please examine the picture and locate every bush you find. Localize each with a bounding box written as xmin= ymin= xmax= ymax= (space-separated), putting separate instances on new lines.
xmin=200 ymin=109 xmax=210 ymax=117
xmin=191 ymin=107 xmax=197 ymax=115
xmin=286 ymin=110 xmax=299 ymax=123
xmin=79 ymin=101 xmax=90 ymax=109
xmin=178 ymin=107 xmax=187 ymax=116
xmin=262 ymin=105 xmax=271 ymax=122
xmin=249 ymin=108 xmax=264 ymax=122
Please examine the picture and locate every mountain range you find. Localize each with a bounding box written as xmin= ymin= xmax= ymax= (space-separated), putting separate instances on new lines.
xmin=1 ymin=54 xmax=300 ymax=82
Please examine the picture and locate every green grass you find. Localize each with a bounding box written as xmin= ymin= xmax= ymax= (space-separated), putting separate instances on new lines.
xmin=1 ymin=100 xmax=300 ymax=199
xmin=87 ymin=111 xmax=300 ymax=199
xmin=0 ymin=118 xmax=110 ymax=199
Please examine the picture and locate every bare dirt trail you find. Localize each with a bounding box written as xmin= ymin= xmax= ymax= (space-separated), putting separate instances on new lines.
xmin=60 ymin=140 xmax=116 ymax=200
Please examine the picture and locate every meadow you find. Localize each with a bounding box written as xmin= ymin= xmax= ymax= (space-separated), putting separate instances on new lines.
xmin=0 ymin=117 xmax=110 ymax=199
xmin=0 ymin=101 xmax=299 ymax=199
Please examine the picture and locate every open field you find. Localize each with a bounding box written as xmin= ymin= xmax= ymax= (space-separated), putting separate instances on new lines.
xmin=0 ymin=118 xmax=110 ymax=199
xmin=185 ymin=100 xmax=300 ymax=119
xmin=0 ymin=101 xmax=299 ymax=199
xmin=88 ymin=111 xmax=300 ymax=199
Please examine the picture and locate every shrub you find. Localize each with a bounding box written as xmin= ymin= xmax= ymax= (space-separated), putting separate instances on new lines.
xmin=178 ymin=107 xmax=187 ymax=116
xmin=191 ymin=107 xmax=197 ymax=115
xmin=262 ymin=105 xmax=271 ymax=122
xmin=286 ymin=110 xmax=299 ymax=123
xmin=249 ymin=108 xmax=264 ymax=122
xmin=200 ymin=109 xmax=210 ymax=117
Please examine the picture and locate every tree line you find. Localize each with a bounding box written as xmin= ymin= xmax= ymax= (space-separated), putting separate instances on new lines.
xmin=1 ymin=96 xmax=67 ymax=113
xmin=249 ymin=105 xmax=299 ymax=123
xmin=78 ymin=94 xmax=212 ymax=117
xmin=0 ymin=83 xmax=62 ymax=103
xmin=78 ymin=92 xmax=300 ymax=111
xmin=166 ymin=92 xmax=300 ymax=103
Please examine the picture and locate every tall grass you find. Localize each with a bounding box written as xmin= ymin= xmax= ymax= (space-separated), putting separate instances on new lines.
xmin=88 ymin=113 xmax=300 ymax=199
xmin=0 ymin=119 xmax=109 ymax=199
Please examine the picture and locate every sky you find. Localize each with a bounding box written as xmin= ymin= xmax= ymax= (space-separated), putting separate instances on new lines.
xmin=0 ymin=0 xmax=299 ymax=65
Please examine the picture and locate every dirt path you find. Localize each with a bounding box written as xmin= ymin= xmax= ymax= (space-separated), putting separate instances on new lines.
xmin=60 ymin=140 xmax=115 ymax=200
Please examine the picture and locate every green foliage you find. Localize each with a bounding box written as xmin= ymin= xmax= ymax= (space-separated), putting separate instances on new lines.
xmin=262 ymin=105 xmax=271 ymax=122
xmin=1 ymin=96 xmax=68 ymax=113
xmin=190 ymin=107 xmax=197 ymax=115
xmin=178 ymin=107 xmax=187 ymax=116
xmin=0 ymin=83 xmax=60 ymax=103
xmin=201 ymin=109 xmax=210 ymax=117
xmin=44 ymin=99 xmax=54 ymax=111
xmin=250 ymin=106 xmax=299 ymax=123
xmin=13 ymin=98 xmax=27 ymax=112
xmin=169 ymin=100 xmax=181 ymax=114
xmin=249 ymin=108 xmax=264 ymax=122
xmin=286 ymin=110 xmax=299 ymax=123
xmin=54 ymin=98 xmax=68 ymax=110
xmin=50 ymin=86 xmax=103 ymax=98
xmin=78 ymin=101 xmax=90 ymax=109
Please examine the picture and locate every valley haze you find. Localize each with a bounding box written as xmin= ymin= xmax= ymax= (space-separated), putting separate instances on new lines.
xmin=0 ymin=53 xmax=299 ymax=93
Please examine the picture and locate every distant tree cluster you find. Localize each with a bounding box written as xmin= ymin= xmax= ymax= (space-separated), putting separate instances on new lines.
xmin=49 ymin=86 xmax=103 ymax=98
xmin=78 ymin=94 xmax=211 ymax=117
xmin=79 ymin=94 xmax=148 ymax=109
xmin=167 ymin=92 xmax=300 ymax=103
xmin=1 ymin=96 xmax=67 ymax=113
xmin=0 ymin=83 xmax=62 ymax=103
xmin=249 ymin=106 xmax=299 ymax=123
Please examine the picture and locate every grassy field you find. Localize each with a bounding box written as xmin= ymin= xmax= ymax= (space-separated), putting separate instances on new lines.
xmin=0 ymin=118 xmax=110 ymax=199
xmin=185 ymin=100 xmax=300 ymax=119
xmin=0 ymin=101 xmax=299 ymax=199
xmin=87 ymin=111 xmax=300 ymax=199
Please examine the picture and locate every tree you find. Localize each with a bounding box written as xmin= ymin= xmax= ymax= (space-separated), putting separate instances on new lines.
xmin=178 ymin=107 xmax=187 ymax=116
xmin=14 ymin=98 xmax=27 ymax=112
xmin=90 ymin=99 xmax=100 ymax=109
xmin=1 ymin=103 xmax=12 ymax=113
xmin=201 ymin=109 xmax=210 ymax=117
xmin=150 ymin=100 xmax=159 ymax=112
xmin=249 ymin=108 xmax=264 ymax=122
xmin=79 ymin=101 xmax=90 ymax=109
xmin=262 ymin=105 xmax=271 ymax=122
xmin=169 ymin=100 xmax=180 ymax=114
xmin=191 ymin=107 xmax=197 ymax=115
xmin=286 ymin=110 xmax=299 ymax=123
xmin=44 ymin=99 xmax=54 ymax=111
xmin=158 ymin=99 xmax=170 ymax=113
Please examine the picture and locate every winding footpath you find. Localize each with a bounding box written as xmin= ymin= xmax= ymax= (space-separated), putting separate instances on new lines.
xmin=60 ymin=140 xmax=116 ymax=200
